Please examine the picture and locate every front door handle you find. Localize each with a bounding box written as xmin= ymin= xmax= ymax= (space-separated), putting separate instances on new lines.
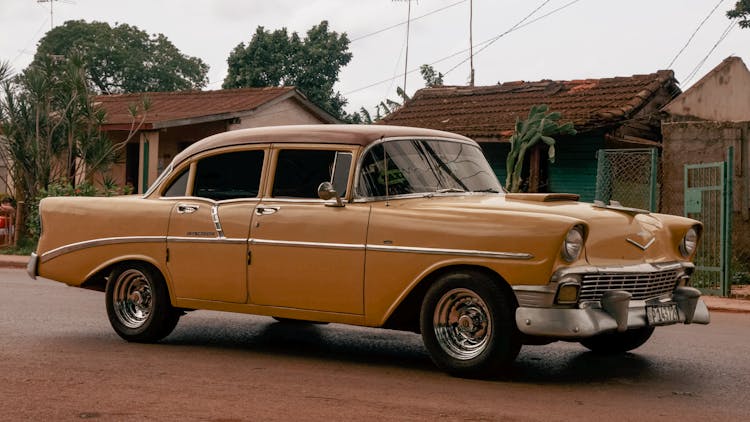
xmin=177 ymin=204 xmax=200 ymax=214
xmin=255 ymin=206 xmax=280 ymax=215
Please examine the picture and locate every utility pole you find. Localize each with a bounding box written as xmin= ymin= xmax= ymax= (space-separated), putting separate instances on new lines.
xmin=469 ymin=0 xmax=475 ymax=86
xmin=37 ymin=0 xmax=71 ymax=31
xmin=403 ymin=0 xmax=412 ymax=96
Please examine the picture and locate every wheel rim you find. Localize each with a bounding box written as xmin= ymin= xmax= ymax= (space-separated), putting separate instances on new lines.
xmin=112 ymin=268 xmax=153 ymax=329
xmin=433 ymin=288 xmax=492 ymax=360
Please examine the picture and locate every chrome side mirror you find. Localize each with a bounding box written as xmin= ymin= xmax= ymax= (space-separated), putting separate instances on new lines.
xmin=317 ymin=182 xmax=344 ymax=207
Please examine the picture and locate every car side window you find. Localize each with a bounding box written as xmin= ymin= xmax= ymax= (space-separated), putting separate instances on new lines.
xmin=163 ymin=168 xmax=189 ymax=197
xmin=193 ymin=150 xmax=264 ymax=200
xmin=272 ymin=149 xmax=351 ymax=198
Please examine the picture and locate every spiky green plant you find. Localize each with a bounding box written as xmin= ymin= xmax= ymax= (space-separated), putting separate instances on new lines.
xmin=505 ymin=104 xmax=576 ymax=192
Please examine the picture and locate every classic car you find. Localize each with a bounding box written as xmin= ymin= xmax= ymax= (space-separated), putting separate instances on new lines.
xmin=28 ymin=124 xmax=710 ymax=378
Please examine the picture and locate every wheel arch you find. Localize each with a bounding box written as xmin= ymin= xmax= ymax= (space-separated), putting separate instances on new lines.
xmin=80 ymin=256 xmax=167 ymax=294
xmin=382 ymin=264 xmax=517 ymax=332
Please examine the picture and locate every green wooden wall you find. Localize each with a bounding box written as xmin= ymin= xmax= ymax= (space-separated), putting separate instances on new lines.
xmin=480 ymin=135 xmax=604 ymax=203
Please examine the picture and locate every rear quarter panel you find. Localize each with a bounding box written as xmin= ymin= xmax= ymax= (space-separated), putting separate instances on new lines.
xmin=36 ymin=196 xmax=173 ymax=286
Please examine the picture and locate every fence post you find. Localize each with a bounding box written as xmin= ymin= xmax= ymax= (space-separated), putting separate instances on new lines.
xmin=724 ymin=147 xmax=733 ymax=297
xmin=649 ymin=148 xmax=658 ymax=212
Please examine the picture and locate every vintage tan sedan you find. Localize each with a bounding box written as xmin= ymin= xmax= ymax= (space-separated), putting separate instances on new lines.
xmin=28 ymin=124 xmax=709 ymax=378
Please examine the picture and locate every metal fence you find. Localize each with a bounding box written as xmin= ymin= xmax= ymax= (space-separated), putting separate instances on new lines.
xmin=595 ymin=148 xmax=658 ymax=211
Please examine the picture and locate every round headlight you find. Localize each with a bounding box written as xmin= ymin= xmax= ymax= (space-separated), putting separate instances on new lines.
xmin=680 ymin=227 xmax=699 ymax=257
xmin=562 ymin=225 xmax=585 ymax=262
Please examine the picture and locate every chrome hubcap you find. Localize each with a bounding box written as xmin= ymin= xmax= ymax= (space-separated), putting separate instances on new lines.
xmin=113 ymin=269 xmax=153 ymax=329
xmin=433 ymin=288 xmax=491 ymax=360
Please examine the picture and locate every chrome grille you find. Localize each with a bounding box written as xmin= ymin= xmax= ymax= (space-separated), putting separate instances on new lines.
xmin=579 ymin=269 xmax=680 ymax=302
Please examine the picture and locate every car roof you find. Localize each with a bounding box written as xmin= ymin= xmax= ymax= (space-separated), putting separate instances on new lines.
xmin=172 ymin=124 xmax=475 ymax=164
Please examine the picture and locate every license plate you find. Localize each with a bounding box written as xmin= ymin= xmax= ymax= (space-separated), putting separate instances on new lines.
xmin=646 ymin=303 xmax=680 ymax=326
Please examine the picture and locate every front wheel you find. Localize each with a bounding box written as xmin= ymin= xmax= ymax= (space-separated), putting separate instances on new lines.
xmin=105 ymin=263 xmax=180 ymax=343
xmin=579 ymin=326 xmax=655 ymax=354
xmin=420 ymin=271 xmax=521 ymax=378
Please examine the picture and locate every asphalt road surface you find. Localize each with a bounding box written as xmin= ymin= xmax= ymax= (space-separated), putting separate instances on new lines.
xmin=2 ymin=268 xmax=749 ymax=421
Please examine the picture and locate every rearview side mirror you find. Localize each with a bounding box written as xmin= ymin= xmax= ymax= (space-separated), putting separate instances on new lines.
xmin=317 ymin=182 xmax=344 ymax=207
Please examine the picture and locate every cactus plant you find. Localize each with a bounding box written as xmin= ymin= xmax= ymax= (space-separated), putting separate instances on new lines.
xmin=505 ymin=104 xmax=576 ymax=192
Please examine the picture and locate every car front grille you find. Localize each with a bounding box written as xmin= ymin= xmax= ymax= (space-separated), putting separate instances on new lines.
xmin=579 ymin=269 xmax=681 ymax=302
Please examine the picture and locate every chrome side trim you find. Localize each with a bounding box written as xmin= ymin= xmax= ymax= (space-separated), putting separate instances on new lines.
xmin=250 ymin=238 xmax=366 ymax=251
xmin=366 ymin=244 xmax=533 ymax=260
xmin=40 ymin=236 xmax=166 ymax=263
xmin=39 ymin=235 xmax=533 ymax=264
xmin=168 ymin=236 xmax=246 ymax=244
xmin=210 ymin=205 xmax=225 ymax=239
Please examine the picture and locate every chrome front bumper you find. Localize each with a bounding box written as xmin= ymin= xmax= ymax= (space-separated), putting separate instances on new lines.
xmin=515 ymin=286 xmax=710 ymax=339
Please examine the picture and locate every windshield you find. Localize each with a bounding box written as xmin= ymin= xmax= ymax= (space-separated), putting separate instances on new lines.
xmin=356 ymin=139 xmax=502 ymax=198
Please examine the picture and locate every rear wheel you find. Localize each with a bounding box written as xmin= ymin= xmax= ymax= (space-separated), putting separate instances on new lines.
xmin=105 ymin=263 xmax=180 ymax=343
xmin=420 ymin=271 xmax=521 ymax=378
xmin=580 ymin=326 xmax=655 ymax=354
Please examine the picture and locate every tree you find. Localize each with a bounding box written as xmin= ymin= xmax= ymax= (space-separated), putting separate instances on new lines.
xmin=505 ymin=105 xmax=576 ymax=193
xmin=1 ymin=55 xmax=147 ymax=241
xmin=727 ymin=1 xmax=750 ymax=28
xmin=420 ymin=64 xmax=444 ymax=87
xmin=224 ymin=21 xmax=352 ymax=119
xmin=31 ymin=20 xmax=209 ymax=94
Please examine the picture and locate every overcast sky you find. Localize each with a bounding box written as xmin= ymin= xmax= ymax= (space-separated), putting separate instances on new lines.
xmin=1 ymin=0 xmax=748 ymax=115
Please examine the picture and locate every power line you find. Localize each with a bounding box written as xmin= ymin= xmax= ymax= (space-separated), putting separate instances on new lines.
xmin=666 ymin=0 xmax=727 ymax=69
xmin=343 ymin=0 xmax=582 ymax=96
xmin=682 ymin=19 xmax=737 ymax=85
xmin=350 ymin=0 xmax=468 ymax=43
xmin=444 ymin=0 xmax=553 ymax=77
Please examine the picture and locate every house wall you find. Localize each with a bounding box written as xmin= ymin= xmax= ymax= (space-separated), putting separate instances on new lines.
xmin=0 ymin=162 xmax=9 ymax=196
xmin=663 ymin=60 xmax=750 ymax=122
xmin=229 ymin=99 xmax=328 ymax=130
xmin=479 ymin=135 xmax=602 ymax=202
xmin=661 ymin=121 xmax=750 ymax=264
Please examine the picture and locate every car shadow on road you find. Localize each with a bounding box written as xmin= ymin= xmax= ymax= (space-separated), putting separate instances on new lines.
xmin=162 ymin=315 xmax=437 ymax=372
xmin=507 ymin=348 xmax=657 ymax=384
xmin=158 ymin=314 xmax=667 ymax=383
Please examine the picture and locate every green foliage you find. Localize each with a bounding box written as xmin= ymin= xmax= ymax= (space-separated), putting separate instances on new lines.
xmin=25 ymin=180 xmax=133 ymax=241
xmin=727 ymin=0 xmax=750 ymax=28
xmin=420 ymin=64 xmax=444 ymax=87
xmin=1 ymin=54 xmax=142 ymax=244
xmin=31 ymin=20 xmax=209 ymax=94
xmin=223 ymin=21 xmax=352 ymax=119
xmin=505 ymin=104 xmax=576 ymax=192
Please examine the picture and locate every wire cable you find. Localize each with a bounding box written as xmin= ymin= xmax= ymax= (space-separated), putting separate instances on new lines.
xmin=350 ymin=0 xmax=468 ymax=43
xmin=666 ymin=0 xmax=727 ymax=69
xmin=343 ymin=0 xmax=582 ymax=96
xmin=682 ymin=19 xmax=737 ymax=85
xmin=444 ymin=0 xmax=552 ymax=77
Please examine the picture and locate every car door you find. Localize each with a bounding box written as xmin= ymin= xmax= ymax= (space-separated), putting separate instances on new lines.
xmin=166 ymin=147 xmax=266 ymax=303
xmin=248 ymin=146 xmax=368 ymax=314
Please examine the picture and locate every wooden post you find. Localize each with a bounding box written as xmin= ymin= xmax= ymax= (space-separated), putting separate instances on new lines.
xmin=528 ymin=145 xmax=541 ymax=193
xmin=13 ymin=201 xmax=23 ymax=247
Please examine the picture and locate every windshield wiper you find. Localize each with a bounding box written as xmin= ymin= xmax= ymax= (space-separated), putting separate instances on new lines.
xmin=473 ymin=188 xmax=500 ymax=193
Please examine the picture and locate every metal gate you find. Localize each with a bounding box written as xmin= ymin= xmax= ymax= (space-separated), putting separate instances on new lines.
xmin=684 ymin=148 xmax=733 ymax=296
xmin=595 ymin=148 xmax=659 ymax=211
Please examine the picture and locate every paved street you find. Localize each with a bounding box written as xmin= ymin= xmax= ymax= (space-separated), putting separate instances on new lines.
xmin=2 ymin=268 xmax=749 ymax=421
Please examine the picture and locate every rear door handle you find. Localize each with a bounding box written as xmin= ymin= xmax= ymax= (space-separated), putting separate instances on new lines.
xmin=177 ymin=204 xmax=200 ymax=214
xmin=255 ymin=206 xmax=280 ymax=215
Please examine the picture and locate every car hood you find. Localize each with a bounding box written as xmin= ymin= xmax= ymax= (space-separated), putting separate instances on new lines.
xmin=387 ymin=193 xmax=697 ymax=266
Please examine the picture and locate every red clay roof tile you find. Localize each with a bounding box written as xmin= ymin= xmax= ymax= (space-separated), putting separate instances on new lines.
xmin=95 ymin=86 xmax=296 ymax=129
xmin=380 ymin=70 xmax=678 ymax=139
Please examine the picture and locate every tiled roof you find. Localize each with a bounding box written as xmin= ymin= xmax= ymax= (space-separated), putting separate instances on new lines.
xmin=94 ymin=87 xmax=298 ymax=129
xmin=380 ymin=70 xmax=678 ymax=139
